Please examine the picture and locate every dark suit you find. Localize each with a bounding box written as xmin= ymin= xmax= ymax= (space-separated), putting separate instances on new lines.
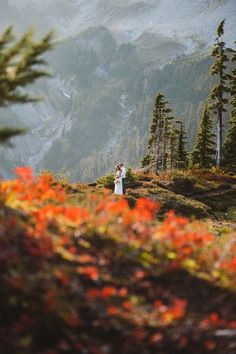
xmin=121 ymin=167 xmax=126 ymax=194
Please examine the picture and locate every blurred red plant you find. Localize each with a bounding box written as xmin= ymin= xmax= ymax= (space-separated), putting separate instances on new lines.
xmin=0 ymin=166 xmax=236 ymax=354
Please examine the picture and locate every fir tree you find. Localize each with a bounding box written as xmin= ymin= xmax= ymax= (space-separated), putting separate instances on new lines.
xmin=222 ymin=44 xmax=236 ymax=171
xmin=0 ymin=26 xmax=54 ymax=144
xmin=191 ymin=105 xmax=216 ymax=168
xmin=143 ymin=92 xmax=172 ymax=174
xmin=141 ymin=154 xmax=152 ymax=169
xmin=176 ymin=121 xmax=188 ymax=168
xmin=162 ymin=114 xmax=175 ymax=170
xmin=167 ymin=125 xmax=179 ymax=170
xmin=208 ymin=20 xmax=230 ymax=168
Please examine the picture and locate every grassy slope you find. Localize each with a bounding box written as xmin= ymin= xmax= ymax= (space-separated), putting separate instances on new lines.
xmin=62 ymin=169 xmax=236 ymax=232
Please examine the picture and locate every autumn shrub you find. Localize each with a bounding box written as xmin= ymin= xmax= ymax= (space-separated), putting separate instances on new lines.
xmin=0 ymin=167 xmax=236 ymax=354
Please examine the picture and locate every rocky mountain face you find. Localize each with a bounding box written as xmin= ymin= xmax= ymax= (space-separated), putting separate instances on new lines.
xmin=0 ymin=0 xmax=235 ymax=181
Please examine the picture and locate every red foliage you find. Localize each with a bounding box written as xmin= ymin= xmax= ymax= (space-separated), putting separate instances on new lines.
xmin=0 ymin=167 xmax=236 ymax=354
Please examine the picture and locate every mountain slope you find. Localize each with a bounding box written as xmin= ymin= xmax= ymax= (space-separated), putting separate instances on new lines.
xmin=0 ymin=0 xmax=235 ymax=180
xmin=40 ymin=30 xmax=214 ymax=182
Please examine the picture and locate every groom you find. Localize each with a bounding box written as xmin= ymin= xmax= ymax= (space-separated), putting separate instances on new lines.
xmin=119 ymin=162 xmax=126 ymax=195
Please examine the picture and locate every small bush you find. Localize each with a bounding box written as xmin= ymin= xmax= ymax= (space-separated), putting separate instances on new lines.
xmin=97 ymin=168 xmax=141 ymax=190
xmin=96 ymin=172 xmax=115 ymax=189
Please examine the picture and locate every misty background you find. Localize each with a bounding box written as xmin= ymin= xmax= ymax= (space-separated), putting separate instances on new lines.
xmin=0 ymin=0 xmax=235 ymax=181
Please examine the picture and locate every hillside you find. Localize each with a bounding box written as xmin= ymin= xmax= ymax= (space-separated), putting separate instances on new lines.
xmin=0 ymin=38 xmax=215 ymax=181
xmin=64 ymin=168 xmax=236 ymax=232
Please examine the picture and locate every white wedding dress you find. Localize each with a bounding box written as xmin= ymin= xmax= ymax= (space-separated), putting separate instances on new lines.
xmin=114 ymin=172 xmax=123 ymax=195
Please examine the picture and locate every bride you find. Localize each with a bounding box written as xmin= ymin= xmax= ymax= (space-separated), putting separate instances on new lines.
xmin=114 ymin=165 xmax=123 ymax=195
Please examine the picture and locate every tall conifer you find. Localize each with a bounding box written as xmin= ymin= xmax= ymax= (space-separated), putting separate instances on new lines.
xmin=191 ymin=105 xmax=216 ymax=168
xmin=162 ymin=114 xmax=174 ymax=170
xmin=222 ymin=45 xmax=236 ymax=171
xmin=142 ymin=92 xmax=172 ymax=174
xmin=176 ymin=122 xmax=188 ymax=168
xmin=167 ymin=124 xmax=179 ymax=170
xmin=208 ymin=20 xmax=230 ymax=168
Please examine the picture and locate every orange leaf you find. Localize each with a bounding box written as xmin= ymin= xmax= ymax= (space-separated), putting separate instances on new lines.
xmin=101 ymin=286 xmax=116 ymax=298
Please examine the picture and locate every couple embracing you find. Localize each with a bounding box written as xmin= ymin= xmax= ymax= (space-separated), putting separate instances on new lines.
xmin=114 ymin=162 xmax=126 ymax=195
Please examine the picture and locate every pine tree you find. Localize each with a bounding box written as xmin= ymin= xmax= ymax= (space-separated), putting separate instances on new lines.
xmin=208 ymin=20 xmax=230 ymax=168
xmin=142 ymin=92 xmax=172 ymax=174
xmin=222 ymin=44 xmax=236 ymax=171
xmin=176 ymin=121 xmax=188 ymax=168
xmin=191 ymin=105 xmax=216 ymax=168
xmin=167 ymin=125 xmax=179 ymax=170
xmin=161 ymin=114 xmax=175 ymax=170
xmin=0 ymin=27 xmax=54 ymax=144
xmin=141 ymin=154 xmax=152 ymax=169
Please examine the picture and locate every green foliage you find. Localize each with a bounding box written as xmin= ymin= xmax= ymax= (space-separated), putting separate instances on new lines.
xmin=222 ymin=46 xmax=236 ymax=171
xmin=141 ymin=154 xmax=152 ymax=168
xmin=222 ymin=113 xmax=236 ymax=171
xmin=191 ymin=105 xmax=216 ymax=168
xmin=217 ymin=19 xmax=225 ymax=37
xmin=176 ymin=122 xmax=188 ymax=168
xmin=208 ymin=20 xmax=231 ymax=168
xmin=0 ymin=126 xmax=26 ymax=145
xmin=126 ymin=167 xmax=141 ymax=187
xmin=166 ymin=124 xmax=178 ymax=170
xmin=143 ymin=92 xmax=178 ymax=174
xmin=96 ymin=172 xmax=115 ymax=189
xmin=0 ymin=26 xmax=53 ymax=144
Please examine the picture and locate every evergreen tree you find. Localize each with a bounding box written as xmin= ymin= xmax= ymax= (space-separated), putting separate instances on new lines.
xmin=167 ymin=125 xmax=179 ymax=170
xmin=0 ymin=26 xmax=54 ymax=144
xmin=162 ymin=114 xmax=175 ymax=170
xmin=142 ymin=92 xmax=172 ymax=174
xmin=141 ymin=154 xmax=152 ymax=169
xmin=222 ymin=44 xmax=236 ymax=171
xmin=191 ymin=105 xmax=216 ymax=168
xmin=176 ymin=121 xmax=188 ymax=168
xmin=208 ymin=20 xmax=230 ymax=168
